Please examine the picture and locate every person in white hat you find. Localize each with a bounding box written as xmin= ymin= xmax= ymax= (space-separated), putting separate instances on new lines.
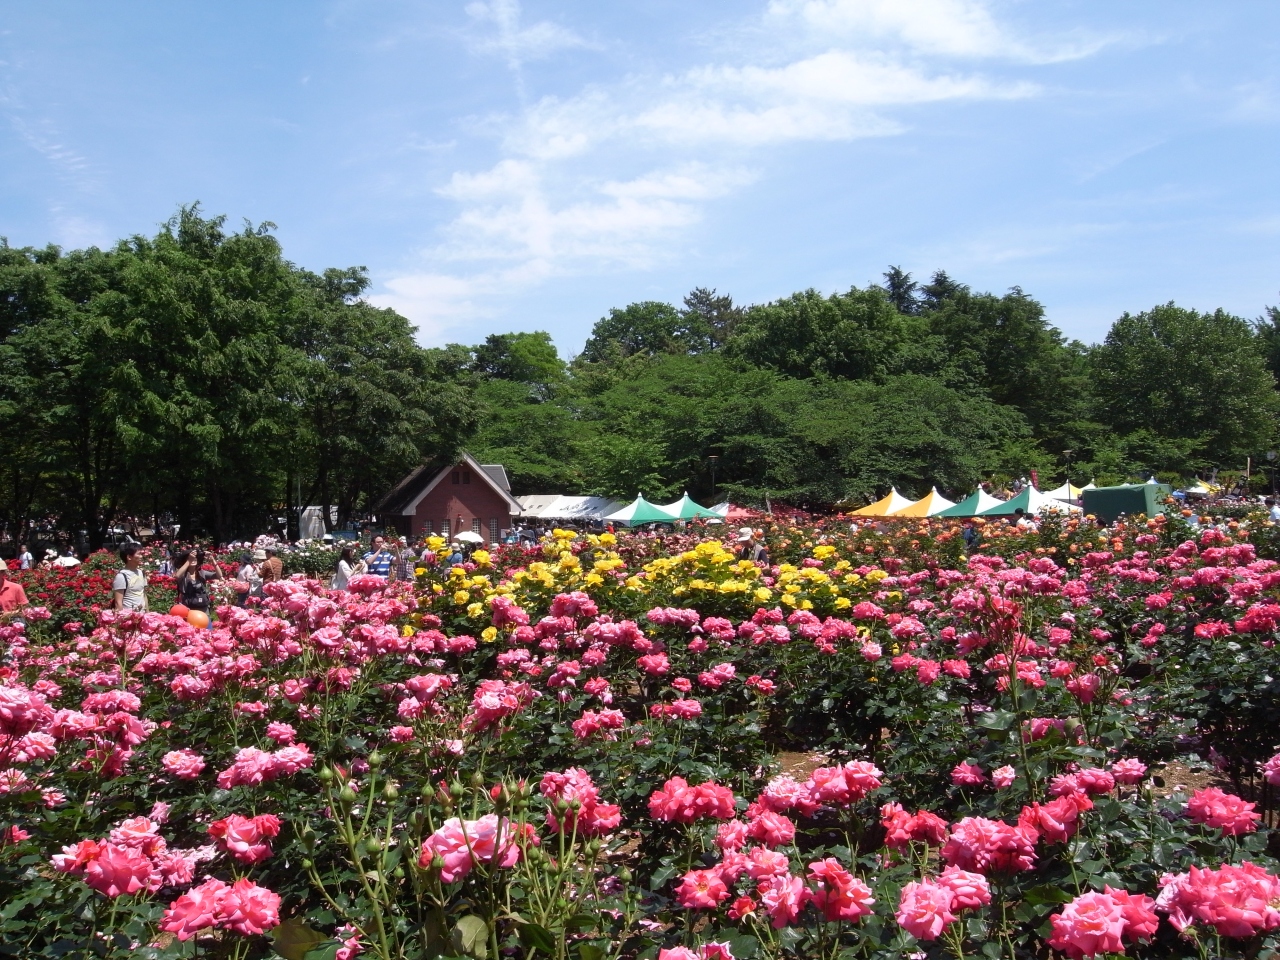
xmin=734 ymin=526 xmax=769 ymax=565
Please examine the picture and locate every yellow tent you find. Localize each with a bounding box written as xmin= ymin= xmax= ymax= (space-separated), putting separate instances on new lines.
xmin=851 ymin=488 xmax=914 ymax=517
xmin=891 ymin=487 xmax=956 ymax=517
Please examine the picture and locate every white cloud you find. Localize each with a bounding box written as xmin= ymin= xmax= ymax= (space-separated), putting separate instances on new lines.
xmin=380 ymin=0 xmax=1106 ymax=340
xmin=465 ymin=0 xmax=593 ymax=68
xmin=766 ymin=0 xmax=1117 ymax=64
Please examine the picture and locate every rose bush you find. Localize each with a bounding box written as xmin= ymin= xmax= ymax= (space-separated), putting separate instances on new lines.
xmin=1 ymin=515 xmax=1279 ymax=958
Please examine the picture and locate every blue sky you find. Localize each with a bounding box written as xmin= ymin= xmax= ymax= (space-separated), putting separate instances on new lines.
xmin=2 ymin=1 xmax=1278 ymax=353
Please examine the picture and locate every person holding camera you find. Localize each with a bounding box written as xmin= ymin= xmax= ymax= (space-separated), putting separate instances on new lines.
xmin=174 ymin=546 xmax=223 ymax=613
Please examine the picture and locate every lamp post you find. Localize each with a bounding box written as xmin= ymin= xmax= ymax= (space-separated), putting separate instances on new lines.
xmin=708 ymin=455 xmax=720 ymax=502
xmin=1063 ymin=449 xmax=1074 ymax=503
xmin=1269 ymin=451 xmax=1277 ymax=495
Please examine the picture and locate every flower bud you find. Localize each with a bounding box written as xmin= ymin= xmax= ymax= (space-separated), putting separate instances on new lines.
xmin=368 ymin=751 xmax=384 ymax=768
xmin=450 ymin=780 xmax=466 ymax=801
xmin=383 ymin=783 xmax=399 ymax=801
xmin=339 ymin=785 xmax=358 ymax=805
xmin=318 ymin=767 xmax=335 ymax=783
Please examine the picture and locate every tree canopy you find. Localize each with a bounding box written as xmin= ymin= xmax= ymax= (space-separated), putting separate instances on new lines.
xmin=2 ymin=211 xmax=1277 ymax=539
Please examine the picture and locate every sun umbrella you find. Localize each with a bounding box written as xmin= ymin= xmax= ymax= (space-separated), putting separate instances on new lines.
xmin=453 ymin=531 xmax=485 ymax=543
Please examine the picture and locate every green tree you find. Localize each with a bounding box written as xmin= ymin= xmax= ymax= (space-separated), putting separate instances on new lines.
xmin=1091 ymin=303 xmax=1280 ymax=471
xmin=578 ymin=300 xmax=713 ymax=364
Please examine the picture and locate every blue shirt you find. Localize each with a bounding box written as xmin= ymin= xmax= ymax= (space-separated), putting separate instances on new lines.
xmin=364 ymin=550 xmax=392 ymax=577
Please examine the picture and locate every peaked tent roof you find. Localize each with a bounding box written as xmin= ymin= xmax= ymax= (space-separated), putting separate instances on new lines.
xmin=602 ymin=496 xmax=680 ymax=525
xmin=890 ymin=487 xmax=956 ymax=517
xmin=1044 ymin=482 xmax=1085 ymax=501
xmin=979 ymin=486 xmax=1081 ymax=516
xmin=935 ymin=489 xmax=1005 ymax=518
xmin=851 ymin=489 xmax=914 ymax=517
xmin=658 ymin=493 xmax=723 ymax=520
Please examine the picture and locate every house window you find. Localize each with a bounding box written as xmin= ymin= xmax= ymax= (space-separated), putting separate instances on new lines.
xmin=472 ymin=518 xmax=482 ymax=534
xmin=463 ymin=471 xmax=471 ymax=484
xmin=423 ymin=520 xmax=433 ymax=535
xmin=452 ymin=471 xmax=460 ymax=484
xmin=441 ymin=520 xmax=450 ymax=539
xmin=489 ymin=518 xmax=499 ymax=543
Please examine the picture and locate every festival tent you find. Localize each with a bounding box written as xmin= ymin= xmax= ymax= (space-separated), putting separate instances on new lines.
xmin=1182 ymin=481 xmax=1217 ymax=497
xmin=851 ymin=488 xmax=914 ymax=517
xmin=602 ymin=496 xmax=680 ymax=526
xmin=979 ymin=486 xmax=1081 ymax=517
xmin=658 ymin=493 xmax=723 ymax=521
xmin=890 ymin=487 xmax=956 ymax=517
xmin=1081 ymin=483 xmax=1172 ymax=523
xmin=1044 ymin=482 xmax=1085 ymax=502
xmin=934 ymin=489 xmax=1005 ymax=518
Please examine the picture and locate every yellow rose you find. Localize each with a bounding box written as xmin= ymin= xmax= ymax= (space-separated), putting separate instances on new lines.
xmin=481 ymin=626 xmax=498 ymax=642
xmin=467 ymin=602 xmax=484 ymax=617
xmin=453 ymin=590 xmax=470 ymax=604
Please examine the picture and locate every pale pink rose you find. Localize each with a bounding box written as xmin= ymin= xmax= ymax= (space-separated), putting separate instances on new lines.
xmin=84 ymin=842 xmax=155 ymax=897
xmin=938 ymin=866 xmax=991 ymax=910
xmin=1111 ymin=758 xmax=1147 ymax=785
xmin=1047 ymin=891 xmax=1126 ymax=958
xmin=759 ymin=872 xmax=809 ymax=928
xmin=896 ymin=879 xmax=957 ymax=940
xmin=991 ymin=765 xmax=1016 ymax=789
xmin=161 ymin=749 xmax=206 ymax=780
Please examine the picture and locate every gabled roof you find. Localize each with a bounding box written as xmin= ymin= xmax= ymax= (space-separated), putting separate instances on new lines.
xmin=374 ymin=453 xmax=523 ymax=517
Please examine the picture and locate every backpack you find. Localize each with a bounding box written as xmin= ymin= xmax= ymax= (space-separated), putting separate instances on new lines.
xmin=180 ymin=572 xmax=209 ymax=609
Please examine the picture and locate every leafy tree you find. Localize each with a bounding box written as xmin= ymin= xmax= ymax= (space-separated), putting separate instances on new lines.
xmin=681 ymin=287 xmax=743 ymax=348
xmin=1091 ymin=303 xmax=1280 ymax=469
xmin=725 ymin=287 xmax=940 ymax=381
xmin=577 ymin=300 xmax=713 ymax=364
xmin=470 ymin=331 xmax=566 ymax=400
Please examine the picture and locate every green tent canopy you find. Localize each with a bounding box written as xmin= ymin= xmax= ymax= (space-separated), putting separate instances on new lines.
xmin=657 ymin=492 xmax=722 ymax=521
xmin=977 ymin=486 xmax=1081 ymax=517
xmin=601 ymin=496 xmax=679 ymax=526
xmin=934 ymin=489 xmax=1004 ymax=518
xmin=1080 ymin=483 xmax=1172 ymax=523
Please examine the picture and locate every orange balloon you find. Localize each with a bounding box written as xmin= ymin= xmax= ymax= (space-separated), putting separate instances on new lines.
xmin=169 ymin=604 xmax=190 ymax=619
xmin=186 ymin=609 xmax=210 ymax=629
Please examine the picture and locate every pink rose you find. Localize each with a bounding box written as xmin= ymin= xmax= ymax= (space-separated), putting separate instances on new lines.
xmin=896 ymin=879 xmax=957 ymax=941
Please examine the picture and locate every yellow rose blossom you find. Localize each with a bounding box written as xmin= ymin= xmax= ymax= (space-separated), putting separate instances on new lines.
xmin=834 ymin=597 xmax=852 ymax=609
xmin=453 ymin=590 xmax=471 ymax=604
xmin=414 ymin=567 xmax=426 ymax=577
xmin=481 ymin=626 xmax=498 ymax=642
xmin=754 ymin=587 xmax=773 ymax=602
xmin=401 ymin=625 xmax=416 ymax=637
xmin=467 ymin=602 xmax=484 ymax=618
xmin=471 ymin=549 xmax=491 ymax=565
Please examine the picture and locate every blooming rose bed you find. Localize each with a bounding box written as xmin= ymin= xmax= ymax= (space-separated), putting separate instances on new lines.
xmin=3 ymin=516 xmax=1280 ymax=959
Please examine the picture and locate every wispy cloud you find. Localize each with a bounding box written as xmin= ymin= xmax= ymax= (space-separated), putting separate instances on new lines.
xmin=382 ymin=0 xmax=1108 ymax=344
xmin=465 ymin=0 xmax=595 ymax=71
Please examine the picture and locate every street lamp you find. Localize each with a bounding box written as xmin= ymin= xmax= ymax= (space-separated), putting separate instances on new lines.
xmin=1062 ymin=449 xmax=1074 ymax=502
xmin=708 ymin=455 xmax=720 ymax=502
xmin=1268 ymin=451 xmax=1277 ymax=495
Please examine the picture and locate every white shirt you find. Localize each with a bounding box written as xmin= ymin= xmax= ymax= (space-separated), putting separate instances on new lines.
xmin=1270 ymin=505 xmax=1280 ymax=522
xmin=18 ymin=551 xmax=32 ymax=570
xmin=112 ymin=568 xmax=148 ymax=610
xmin=333 ymin=559 xmax=358 ymax=591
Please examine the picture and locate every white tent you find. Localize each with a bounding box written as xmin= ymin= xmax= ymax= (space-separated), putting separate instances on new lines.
xmin=1044 ymin=482 xmax=1083 ymax=502
xmin=1013 ymin=487 xmax=1081 ymax=515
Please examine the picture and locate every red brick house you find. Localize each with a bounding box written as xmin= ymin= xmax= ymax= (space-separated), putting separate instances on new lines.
xmin=374 ymin=453 xmax=523 ymax=542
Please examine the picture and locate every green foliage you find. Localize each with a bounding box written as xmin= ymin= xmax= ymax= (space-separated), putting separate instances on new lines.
xmin=0 ymin=207 xmax=476 ymax=545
